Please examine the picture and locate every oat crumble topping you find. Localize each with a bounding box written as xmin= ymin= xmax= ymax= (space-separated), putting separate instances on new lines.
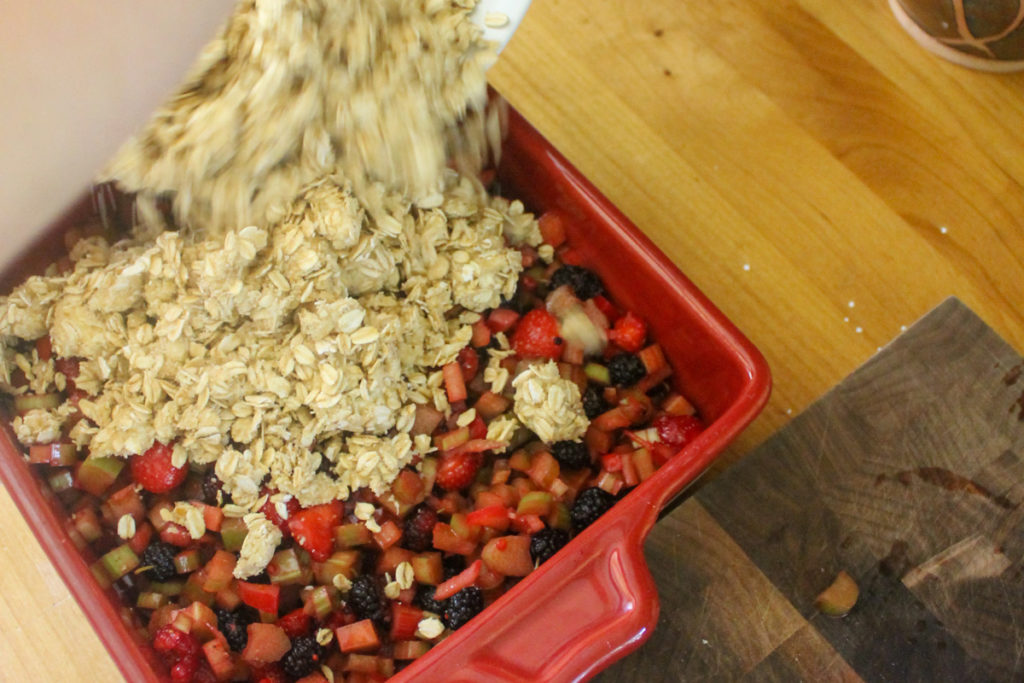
xmin=511 ymin=361 xmax=590 ymax=443
xmin=416 ymin=616 xmax=446 ymax=640
xmin=234 ymin=512 xmax=284 ymax=579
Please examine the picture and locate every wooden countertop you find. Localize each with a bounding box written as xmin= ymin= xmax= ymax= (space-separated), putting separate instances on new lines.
xmin=3 ymin=0 xmax=1024 ymax=679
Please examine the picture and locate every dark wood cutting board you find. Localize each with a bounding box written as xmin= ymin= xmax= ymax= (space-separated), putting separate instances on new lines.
xmin=597 ymin=297 xmax=1024 ymax=682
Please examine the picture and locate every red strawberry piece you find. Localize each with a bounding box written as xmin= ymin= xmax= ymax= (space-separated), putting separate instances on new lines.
xmin=276 ymin=607 xmax=312 ymax=638
xmin=260 ymin=492 xmax=301 ymax=539
xmin=467 ymin=415 xmax=488 ymax=441
xmin=131 ymin=441 xmax=186 ymax=494
xmin=457 ymin=346 xmax=480 ymax=382
xmin=287 ymin=500 xmax=343 ymax=562
xmin=510 ymin=309 xmax=563 ymax=360
xmin=250 ymin=663 xmax=289 ymax=683
xmin=653 ymin=414 xmax=704 ymax=448
xmin=153 ymin=624 xmax=201 ymax=661
xmin=607 ymin=311 xmax=648 ymax=353
xmin=435 ymin=451 xmax=482 ymax=492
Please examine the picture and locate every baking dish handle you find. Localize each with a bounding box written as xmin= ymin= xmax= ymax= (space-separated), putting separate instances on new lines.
xmin=400 ymin=493 xmax=660 ymax=682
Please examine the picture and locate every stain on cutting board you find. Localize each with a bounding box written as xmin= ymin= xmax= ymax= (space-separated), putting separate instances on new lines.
xmin=598 ymin=297 xmax=1024 ymax=682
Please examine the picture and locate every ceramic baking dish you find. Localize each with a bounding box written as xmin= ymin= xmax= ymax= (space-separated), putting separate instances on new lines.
xmin=0 ymin=105 xmax=771 ymax=682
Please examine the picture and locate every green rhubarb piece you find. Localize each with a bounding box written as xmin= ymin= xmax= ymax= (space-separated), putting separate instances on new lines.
xmin=335 ymin=522 xmax=372 ymax=548
xmin=219 ymin=516 xmax=249 ymax=552
xmin=90 ymin=559 xmax=113 ymax=590
xmin=268 ymin=548 xmax=304 ymax=585
xmin=77 ymin=456 xmax=126 ymax=497
xmin=101 ymin=544 xmax=140 ymax=580
xmin=149 ymin=580 xmax=185 ymax=596
xmin=306 ymin=585 xmax=334 ymax=620
xmin=137 ymin=591 xmax=169 ymax=610
xmin=174 ymin=549 xmax=202 ymax=574
xmin=583 ymin=362 xmax=611 ymax=385
xmin=517 ymin=491 xmax=553 ymax=516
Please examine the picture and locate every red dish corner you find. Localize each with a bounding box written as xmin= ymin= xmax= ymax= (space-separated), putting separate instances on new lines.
xmin=0 ymin=105 xmax=770 ymax=682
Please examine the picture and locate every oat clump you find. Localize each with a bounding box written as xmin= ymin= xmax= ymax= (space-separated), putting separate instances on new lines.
xmin=0 ymin=173 xmax=540 ymax=508
xmin=102 ymin=0 xmax=500 ymax=238
xmin=511 ymin=361 xmax=589 ymax=443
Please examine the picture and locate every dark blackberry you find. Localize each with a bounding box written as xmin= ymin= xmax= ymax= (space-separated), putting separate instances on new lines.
xmin=444 ymin=586 xmax=484 ymax=630
xmin=201 ymin=469 xmax=224 ymax=505
xmin=571 ymin=487 xmax=616 ymax=532
xmin=442 ymin=554 xmax=466 ymax=579
xmin=139 ymin=542 xmax=177 ymax=582
xmin=347 ymin=574 xmax=389 ymax=628
xmin=550 ymin=440 xmax=590 ymax=470
xmin=581 ymin=385 xmax=607 ymax=419
xmin=608 ymin=353 xmax=646 ymax=387
xmin=529 ymin=527 xmax=570 ymax=565
xmin=215 ymin=608 xmax=253 ymax=652
xmin=549 ymin=265 xmax=603 ymax=300
xmin=414 ymin=583 xmax=448 ymax=615
xmin=281 ymin=635 xmax=323 ymax=678
xmin=403 ymin=504 xmax=438 ymax=553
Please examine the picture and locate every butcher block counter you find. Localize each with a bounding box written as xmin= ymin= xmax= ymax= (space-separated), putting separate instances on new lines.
xmin=3 ymin=0 xmax=1024 ymax=680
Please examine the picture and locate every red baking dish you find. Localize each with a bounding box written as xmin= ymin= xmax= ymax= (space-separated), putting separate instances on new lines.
xmin=0 ymin=105 xmax=770 ymax=682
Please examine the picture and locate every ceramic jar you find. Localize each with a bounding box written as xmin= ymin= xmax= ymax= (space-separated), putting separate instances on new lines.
xmin=889 ymin=0 xmax=1024 ymax=71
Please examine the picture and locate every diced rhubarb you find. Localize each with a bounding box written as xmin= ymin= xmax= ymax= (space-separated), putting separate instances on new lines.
xmin=267 ymin=548 xmax=308 ymax=585
xmin=14 ymin=392 xmax=61 ymax=414
xmin=633 ymin=447 xmax=656 ymax=481
xmin=391 ymin=468 xmax=425 ymax=505
xmin=202 ymin=638 xmax=235 ymax=681
xmin=76 ymin=456 xmax=126 ymax=496
xmin=71 ymin=505 xmax=103 ymax=543
xmin=375 ymin=546 xmax=414 ymax=576
xmin=242 ymin=623 xmax=292 ymax=665
xmin=473 ymin=391 xmax=511 ymax=420
xmin=336 ymin=619 xmax=380 ymax=654
xmin=334 ymin=522 xmax=373 ymax=549
xmin=466 ymin=504 xmax=511 ymax=531
xmin=161 ymin=522 xmax=194 ymax=548
xmin=485 ymin=308 xmax=520 ymax=333
xmin=392 ymin=639 xmax=431 ymax=660
xmin=433 ymin=559 xmax=482 ymax=601
xmin=410 ymin=404 xmax=445 ymax=437
xmin=516 ymin=491 xmax=553 ymax=516
xmin=434 ymin=426 xmax=469 ymax=453
xmin=219 ymin=516 xmax=249 ymax=552
xmin=200 ymin=550 xmax=237 ymax=593
xmin=390 ymin=603 xmax=424 ymax=641
xmin=175 ymin=549 xmax=203 ymax=574
xmin=101 ymin=544 xmax=140 ymax=580
xmin=277 ymin=607 xmax=313 ymax=638
xmin=238 ymin=581 xmax=281 ymax=615
xmin=28 ymin=441 xmax=77 ymax=466
xmin=106 ymin=484 xmax=146 ymax=521
xmin=372 ymin=519 xmax=403 ymax=551
xmin=410 ymin=552 xmax=443 ymax=585
xmin=442 ymin=361 xmax=467 ymax=403
xmin=527 ymin=451 xmax=560 ymax=490
xmin=128 ymin=521 xmax=154 ymax=555
xmin=471 ymin=319 xmax=492 ymax=347
xmin=313 ymin=550 xmax=360 ymax=586
xmin=481 ymin=535 xmax=534 ymax=577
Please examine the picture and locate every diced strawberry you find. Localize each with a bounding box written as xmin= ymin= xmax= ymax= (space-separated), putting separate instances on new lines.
xmin=607 ymin=311 xmax=647 ymax=353
xmin=130 ymin=441 xmax=187 ymax=494
xmin=390 ymin=603 xmax=424 ymax=641
xmin=250 ymin=663 xmax=289 ymax=683
xmin=54 ymin=357 xmax=80 ymax=383
xmin=510 ymin=308 xmax=564 ymax=360
xmin=467 ymin=415 xmax=488 ymax=441
xmin=457 ymin=347 xmax=480 ymax=383
xmin=153 ymin=624 xmax=201 ymax=661
xmin=237 ymin=581 xmax=281 ymax=615
xmin=442 ymin=361 xmax=468 ymax=403
xmin=160 ymin=522 xmax=194 ymax=548
xmin=335 ymin=619 xmax=381 ymax=654
xmin=435 ymin=451 xmax=482 ymax=492
xmin=260 ymin=494 xmax=300 ymax=539
xmin=276 ymin=607 xmax=312 ymax=638
xmin=538 ymin=211 xmax=568 ymax=247
xmin=471 ymin=319 xmax=492 ymax=347
xmin=486 ymin=308 xmax=520 ymax=333
xmin=591 ymin=295 xmax=622 ymax=322
xmin=653 ymin=414 xmax=704 ymax=448
xmin=287 ymin=500 xmax=343 ymax=561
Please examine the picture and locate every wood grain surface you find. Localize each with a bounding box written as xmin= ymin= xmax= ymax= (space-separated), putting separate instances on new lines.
xmin=3 ymin=0 xmax=1024 ymax=680
xmin=597 ymin=298 xmax=1024 ymax=681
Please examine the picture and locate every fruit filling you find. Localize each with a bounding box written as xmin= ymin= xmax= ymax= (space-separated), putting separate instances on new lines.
xmin=1 ymin=205 xmax=704 ymax=682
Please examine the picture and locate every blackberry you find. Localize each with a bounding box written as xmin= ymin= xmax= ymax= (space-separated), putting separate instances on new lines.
xmin=529 ymin=527 xmax=570 ymax=565
xmin=608 ymin=353 xmax=646 ymax=387
xmin=549 ymin=265 xmax=603 ymax=300
xmin=550 ymin=440 xmax=590 ymax=470
xmin=414 ymin=583 xmax=448 ymax=615
xmin=403 ymin=504 xmax=438 ymax=553
xmin=442 ymin=554 xmax=466 ymax=580
xmin=139 ymin=542 xmax=177 ymax=582
xmin=281 ymin=635 xmax=323 ymax=678
xmin=347 ymin=574 xmax=389 ymax=628
xmin=444 ymin=586 xmax=484 ymax=630
xmin=571 ymin=487 xmax=616 ymax=532
xmin=201 ymin=469 xmax=224 ymax=505
xmin=581 ymin=385 xmax=607 ymax=419
xmin=215 ymin=608 xmax=253 ymax=652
